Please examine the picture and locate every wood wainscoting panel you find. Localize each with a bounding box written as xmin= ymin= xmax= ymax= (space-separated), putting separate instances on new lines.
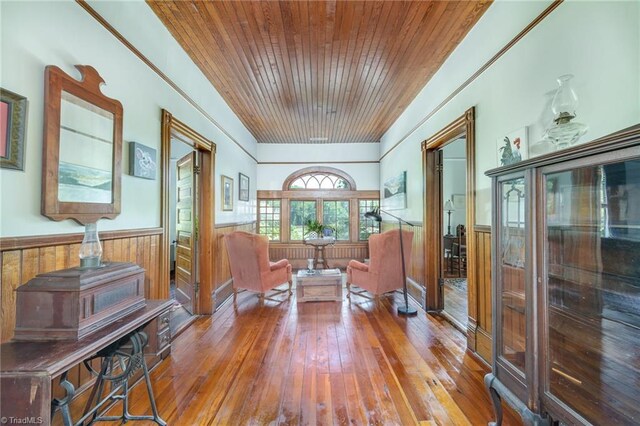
xmin=0 ymin=229 xmax=162 ymax=343
xmin=214 ymin=222 xmax=256 ymax=310
xmin=473 ymin=225 xmax=492 ymax=363
xmin=0 ymin=228 xmax=163 ymax=425
xmin=381 ymin=222 xmax=425 ymax=307
xmin=269 ymin=243 xmax=369 ymax=271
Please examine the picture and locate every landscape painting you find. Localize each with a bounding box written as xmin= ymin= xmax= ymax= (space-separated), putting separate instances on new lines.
xmin=383 ymin=171 xmax=407 ymax=210
xmin=58 ymin=161 xmax=112 ymax=203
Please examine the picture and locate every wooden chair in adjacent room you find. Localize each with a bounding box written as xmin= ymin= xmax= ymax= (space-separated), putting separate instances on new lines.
xmin=451 ymin=234 xmax=467 ymax=277
xmin=223 ymin=231 xmax=293 ymax=301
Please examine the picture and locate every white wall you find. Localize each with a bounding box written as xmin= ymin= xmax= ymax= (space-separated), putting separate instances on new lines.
xmin=257 ymin=143 xmax=379 ymax=190
xmin=0 ymin=0 xmax=257 ymax=237
xmin=380 ymin=1 xmax=640 ymax=225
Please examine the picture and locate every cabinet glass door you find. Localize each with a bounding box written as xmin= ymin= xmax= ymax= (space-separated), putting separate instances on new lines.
xmin=543 ymin=159 xmax=640 ymax=424
xmin=499 ymin=177 xmax=527 ymax=374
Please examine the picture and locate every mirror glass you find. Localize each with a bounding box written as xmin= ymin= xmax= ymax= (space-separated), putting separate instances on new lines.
xmin=58 ymin=91 xmax=114 ymax=203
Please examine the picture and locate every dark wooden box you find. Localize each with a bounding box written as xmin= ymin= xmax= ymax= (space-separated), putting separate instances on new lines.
xmin=13 ymin=262 xmax=146 ymax=341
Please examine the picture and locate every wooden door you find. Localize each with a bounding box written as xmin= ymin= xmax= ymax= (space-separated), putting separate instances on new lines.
xmin=436 ymin=149 xmax=445 ymax=309
xmin=175 ymin=152 xmax=197 ymax=314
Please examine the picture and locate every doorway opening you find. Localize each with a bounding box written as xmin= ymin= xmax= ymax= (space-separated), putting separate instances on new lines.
xmin=440 ymin=137 xmax=468 ymax=329
xmin=423 ymin=107 xmax=477 ymax=344
xmin=168 ymin=138 xmax=199 ymax=335
xmin=161 ymin=110 xmax=216 ymax=337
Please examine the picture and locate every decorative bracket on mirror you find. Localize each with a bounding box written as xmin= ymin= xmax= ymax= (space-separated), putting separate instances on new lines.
xmin=42 ymin=65 xmax=123 ymax=225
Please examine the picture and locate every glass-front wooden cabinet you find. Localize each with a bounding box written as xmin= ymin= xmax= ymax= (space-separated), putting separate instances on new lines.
xmin=485 ymin=125 xmax=640 ymax=425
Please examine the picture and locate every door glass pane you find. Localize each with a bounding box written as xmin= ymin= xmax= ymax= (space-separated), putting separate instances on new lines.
xmin=500 ymin=177 xmax=526 ymax=373
xmin=544 ymin=160 xmax=640 ymax=424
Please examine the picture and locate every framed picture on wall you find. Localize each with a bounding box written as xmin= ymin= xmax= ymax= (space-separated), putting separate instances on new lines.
xmin=128 ymin=141 xmax=157 ymax=179
xmin=238 ymin=172 xmax=249 ymax=201
xmin=221 ymin=175 xmax=233 ymax=211
xmin=452 ymin=193 xmax=465 ymax=210
xmin=1 ymin=88 xmax=27 ymax=170
xmin=497 ymin=127 xmax=528 ymax=166
xmin=382 ymin=171 xmax=407 ymax=210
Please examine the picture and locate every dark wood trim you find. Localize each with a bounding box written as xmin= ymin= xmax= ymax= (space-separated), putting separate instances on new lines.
xmin=466 ymin=346 xmax=491 ymax=369
xmin=474 ymin=225 xmax=492 ymax=233
xmin=257 ymin=160 xmax=379 ymax=165
xmin=380 ymin=1 xmax=563 ymax=161
xmin=74 ymin=0 xmax=257 ymax=163
xmin=161 ymin=110 xmax=217 ymax=314
xmin=0 ymin=227 xmax=163 ymax=251
xmin=486 ymin=124 xmax=640 ymax=177
xmin=407 ymin=278 xmax=426 ymax=310
xmin=213 ymin=279 xmax=234 ymax=311
xmin=282 ymin=166 xmax=357 ymax=191
xmin=422 ymin=107 xmax=475 ymax=313
xmin=215 ymin=220 xmax=257 ymax=229
xmin=258 ymin=189 xmax=379 ymax=200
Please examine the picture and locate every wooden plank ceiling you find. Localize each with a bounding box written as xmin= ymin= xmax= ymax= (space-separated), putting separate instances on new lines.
xmin=148 ymin=1 xmax=491 ymax=144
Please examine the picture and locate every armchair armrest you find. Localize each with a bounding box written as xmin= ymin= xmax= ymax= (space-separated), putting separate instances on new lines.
xmin=347 ymin=260 xmax=369 ymax=272
xmin=269 ymin=259 xmax=290 ymax=271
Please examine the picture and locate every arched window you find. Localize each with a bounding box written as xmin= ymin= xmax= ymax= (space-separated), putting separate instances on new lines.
xmin=258 ymin=167 xmax=378 ymax=244
xmin=283 ymin=167 xmax=356 ymax=191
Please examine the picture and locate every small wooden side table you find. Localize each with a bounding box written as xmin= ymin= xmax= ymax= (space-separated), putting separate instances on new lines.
xmin=296 ymin=269 xmax=342 ymax=302
xmin=303 ymin=237 xmax=336 ymax=269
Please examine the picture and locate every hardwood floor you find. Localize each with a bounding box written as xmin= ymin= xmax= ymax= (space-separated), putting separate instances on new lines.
xmin=111 ymin=287 xmax=520 ymax=425
xmin=443 ymin=278 xmax=468 ymax=329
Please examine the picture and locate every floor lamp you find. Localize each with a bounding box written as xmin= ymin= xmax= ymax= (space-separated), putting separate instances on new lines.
xmin=364 ymin=207 xmax=417 ymax=316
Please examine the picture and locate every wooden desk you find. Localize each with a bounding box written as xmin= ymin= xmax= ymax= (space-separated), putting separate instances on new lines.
xmin=0 ymin=299 xmax=173 ymax=425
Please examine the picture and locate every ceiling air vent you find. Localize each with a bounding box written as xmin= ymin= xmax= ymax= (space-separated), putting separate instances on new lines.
xmin=309 ymin=137 xmax=328 ymax=142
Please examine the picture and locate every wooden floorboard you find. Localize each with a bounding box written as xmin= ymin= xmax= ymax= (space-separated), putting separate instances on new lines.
xmin=104 ymin=286 xmax=521 ymax=425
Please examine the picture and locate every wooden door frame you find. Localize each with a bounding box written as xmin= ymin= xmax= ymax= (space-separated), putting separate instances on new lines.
xmin=422 ymin=107 xmax=477 ymax=344
xmin=160 ymin=109 xmax=216 ymax=314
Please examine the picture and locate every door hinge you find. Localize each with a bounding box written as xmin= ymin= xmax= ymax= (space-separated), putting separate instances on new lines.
xmin=194 ymin=282 xmax=200 ymax=293
xmin=438 ymin=278 xmax=445 ymax=287
xmin=194 ymin=165 xmax=201 ymax=175
xmin=436 ymin=164 xmax=443 ymax=173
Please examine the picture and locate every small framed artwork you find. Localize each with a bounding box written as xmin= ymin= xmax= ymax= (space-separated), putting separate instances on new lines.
xmin=383 ymin=171 xmax=407 ymax=210
xmin=497 ymin=127 xmax=528 ymax=167
xmin=221 ymin=175 xmax=233 ymax=211
xmin=128 ymin=141 xmax=157 ymax=179
xmin=1 ymin=88 xmax=28 ymax=170
xmin=238 ymin=172 xmax=249 ymax=201
xmin=452 ymin=193 xmax=465 ymax=210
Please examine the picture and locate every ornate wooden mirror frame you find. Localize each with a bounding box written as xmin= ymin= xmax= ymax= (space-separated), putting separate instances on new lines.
xmin=42 ymin=65 xmax=123 ymax=225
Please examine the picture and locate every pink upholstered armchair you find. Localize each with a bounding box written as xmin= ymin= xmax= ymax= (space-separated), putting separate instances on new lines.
xmin=346 ymin=229 xmax=413 ymax=298
xmin=224 ymin=231 xmax=292 ymax=299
